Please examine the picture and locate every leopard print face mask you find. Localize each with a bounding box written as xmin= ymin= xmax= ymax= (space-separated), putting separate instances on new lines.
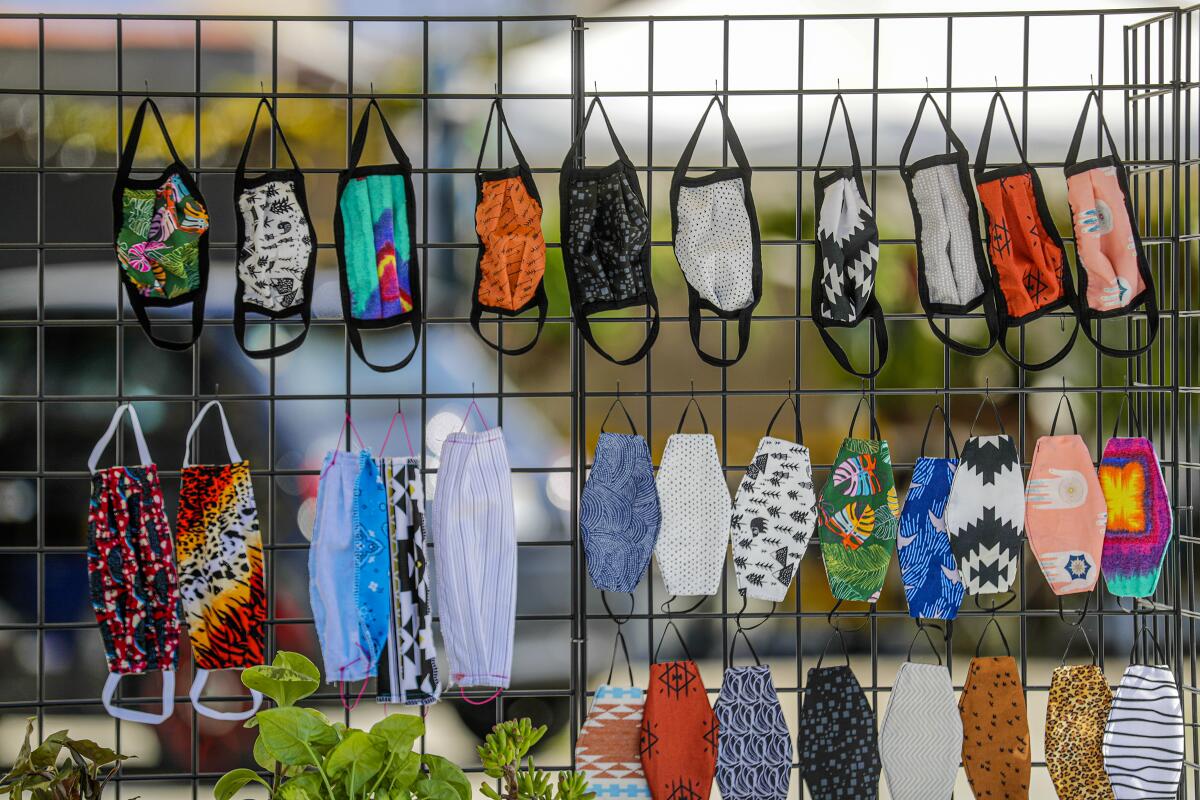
xmin=1045 ymin=664 xmax=1115 ymax=800
xmin=175 ymin=401 xmax=266 ymax=721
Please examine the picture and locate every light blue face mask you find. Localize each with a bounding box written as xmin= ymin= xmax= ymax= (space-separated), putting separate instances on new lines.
xmin=310 ymin=443 xmax=392 ymax=697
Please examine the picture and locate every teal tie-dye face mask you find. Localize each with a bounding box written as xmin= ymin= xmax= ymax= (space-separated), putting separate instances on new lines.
xmin=335 ymin=99 xmax=422 ymax=372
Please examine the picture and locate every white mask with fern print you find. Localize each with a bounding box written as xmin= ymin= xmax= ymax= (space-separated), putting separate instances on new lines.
xmin=731 ymin=436 xmax=816 ymax=602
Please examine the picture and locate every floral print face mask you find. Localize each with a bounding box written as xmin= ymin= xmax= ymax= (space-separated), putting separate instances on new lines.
xmin=114 ymin=98 xmax=210 ymax=351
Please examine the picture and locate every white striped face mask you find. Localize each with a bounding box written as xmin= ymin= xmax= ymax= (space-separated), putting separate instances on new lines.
xmin=654 ymin=400 xmax=731 ymax=597
xmin=430 ymin=403 xmax=517 ymax=700
xmin=1103 ymin=632 xmax=1184 ymax=799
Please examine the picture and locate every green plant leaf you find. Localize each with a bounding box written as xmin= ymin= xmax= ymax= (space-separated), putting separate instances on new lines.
xmin=29 ymin=731 xmax=67 ymax=769
xmin=241 ymin=665 xmax=320 ymax=709
xmin=257 ymin=707 xmax=338 ymax=767
xmin=323 ymin=730 xmax=385 ymax=796
xmin=370 ymin=713 xmax=423 ymax=753
xmin=385 ymin=750 xmax=420 ymax=795
xmin=421 ymin=755 xmax=471 ymax=800
xmin=413 ymin=778 xmax=463 ymax=800
xmin=63 ymin=738 xmax=125 ymax=767
xmin=277 ymin=772 xmax=323 ymax=800
xmin=273 ymin=651 xmax=321 ymax=684
xmin=213 ymin=768 xmax=271 ymax=800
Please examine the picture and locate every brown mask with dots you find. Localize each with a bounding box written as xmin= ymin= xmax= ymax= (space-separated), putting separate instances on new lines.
xmin=958 ymin=654 xmax=1031 ymax=799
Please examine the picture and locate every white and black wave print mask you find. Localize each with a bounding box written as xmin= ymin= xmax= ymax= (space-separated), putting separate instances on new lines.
xmin=900 ymin=93 xmax=998 ymax=357
xmin=671 ymin=95 xmax=762 ymax=368
xmin=813 ymin=95 xmax=886 ymax=378
xmin=233 ymin=98 xmax=317 ymax=360
xmin=944 ymin=396 xmax=1025 ymax=595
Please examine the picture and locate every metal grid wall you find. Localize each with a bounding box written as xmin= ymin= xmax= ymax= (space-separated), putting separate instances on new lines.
xmin=0 ymin=8 xmax=1194 ymax=798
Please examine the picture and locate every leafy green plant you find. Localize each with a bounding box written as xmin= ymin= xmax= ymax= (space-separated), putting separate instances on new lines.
xmin=0 ymin=717 xmax=131 ymax=799
xmin=476 ymin=719 xmax=592 ymax=800
xmin=214 ymin=651 xmax=471 ymax=800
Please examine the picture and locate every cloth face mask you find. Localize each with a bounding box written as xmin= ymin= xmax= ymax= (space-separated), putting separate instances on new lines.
xmin=375 ymin=455 xmax=441 ymax=706
xmin=641 ymin=630 xmax=719 ymax=800
xmin=310 ymin=448 xmax=391 ymax=685
xmin=561 ymin=97 xmax=659 ymax=365
xmin=670 ymin=95 xmax=762 ymax=367
xmin=114 ymin=98 xmax=210 ymax=351
xmin=576 ymin=632 xmax=651 ymax=799
xmin=730 ymin=399 xmax=815 ymax=602
xmin=797 ymin=653 xmax=881 ymax=799
xmin=976 ymin=92 xmax=1079 ymax=372
xmin=901 ymin=92 xmax=997 ymax=356
xmin=714 ymin=661 xmax=792 ymax=800
xmin=1066 ymin=90 xmax=1160 ymax=358
xmin=335 ymin=99 xmax=421 ymax=372
xmin=472 ymin=100 xmax=548 ymax=356
xmin=959 ymin=655 xmax=1031 ymax=799
xmin=175 ymin=401 xmax=266 ymax=721
xmin=1100 ymin=408 xmax=1172 ymax=598
xmin=86 ymin=404 xmax=183 ymax=724
xmin=1045 ymin=664 xmax=1115 ymax=800
xmin=581 ymin=405 xmax=661 ymax=594
xmin=898 ymin=405 xmax=965 ymax=620
xmin=431 ymin=425 xmax=517 ymax=690
xmin=1104 ymin=664 xmax=1184 ymax=798
xmin=879 ymin=660 xmax=961 ymax=800
xmin=816 ymin=400 xmax=898 ymax=603
xmin=946 ymin=399 xmax=1026 ymax=595
xmin=654 ymin=404 xmax=731 ymax=597
xmin=1025 ymin=398 xmax=1107 ymax=595
xmin=233 ymin=98 xmax=317 ymax=359
xmin=814 ymin=94 xmax=887 ymax=377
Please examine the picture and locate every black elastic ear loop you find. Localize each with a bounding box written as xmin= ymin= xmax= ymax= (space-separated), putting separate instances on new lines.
xmin=1125 ymin=600 xmax=1169 ymax=666
xmin=1058 ymin=593 xmax=1096 ymax=665
xmin=764 ymin=386 xmax=803 ymax=444
xmin=1111 ymin=389 xmax=1145 ymax=439
xmin=606 ymin=628 xmax=635 ymax=686
xmin=920 ymin=403 xmax=960 ymax=460
xmin=816 ymin=600 xmax=867 ymax=669
xmin=1049 ymin=387 xmax=1079 ymax=436
xmin=600 ymin=591 xmax=634 ymax=626
xmin=734 ymin=593 xmax=776 ymax=633
xmin=974 ymin=91 xmax=1029 ymax=180
xmin=815 ymin=93 xmax=862 ymax=175
xmin=847 ymin=389 xmax=881 ymax=440
xmin=974 ymin=595 xmax=1014 ymax=658
xmin=969 ymin=387 xmax=1006 ymax=437
xmin=600 ymin=384 xmax=637 ymax=435
xmin=729 ymin=627 xmax=762 ymax=668
xmin=676 ymin=387 xmax=709 ymax=434
xmin=906 ymin=620 xmax=946 ymax=665
xmin=653 ymin=619 xmax=694 ymax=664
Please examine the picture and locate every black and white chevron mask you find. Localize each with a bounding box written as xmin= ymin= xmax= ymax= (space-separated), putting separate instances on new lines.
xmin=813 ymin=94 xmax=886 ymax=378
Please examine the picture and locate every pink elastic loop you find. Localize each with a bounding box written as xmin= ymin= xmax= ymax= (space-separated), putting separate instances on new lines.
xmin=379 ymin=410 xmax=417 ymax=456
xmin=457 ymin=401 xmax=490 ymax=432
xmin=337 ymin=652 xmax=370 ymax=712
xmin=459 ymin=686 xmax=502 ymax=706
xmin=320 ymin=414 xmax=367 ymax=478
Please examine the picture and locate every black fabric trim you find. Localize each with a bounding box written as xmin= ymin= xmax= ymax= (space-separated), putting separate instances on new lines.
xmin=1062 ymin=101 xmax=1160 ymax=358
xmin=900 ymin=92 xmax=997 ymax=357
xmin=470 ymin=99 xmax=547 ymax=356
xmin=232 ymin=98 xmax=317 ymax=359
xmin=113 ymin=98 xmax=208 ymax=351
xmin=560 ymin=96 xmax=660 ymax=366
xmin=333 ymin=99 xmax=422 ymax=372
xmin=812 ymin=94 xmax=887 ymax=377
xmin=669 ymin=94 xmax=762 ymax=368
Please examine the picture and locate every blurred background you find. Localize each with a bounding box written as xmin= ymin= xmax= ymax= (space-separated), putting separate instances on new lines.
xmin=0 ymin=0 xmax=1195 ymax=797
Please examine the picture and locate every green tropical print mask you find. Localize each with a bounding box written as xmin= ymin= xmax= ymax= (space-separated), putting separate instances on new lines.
xmin=117 ymin=173 xmax=209 ymax=300
xmin=817 ymin=436 xmax=898 ymax=602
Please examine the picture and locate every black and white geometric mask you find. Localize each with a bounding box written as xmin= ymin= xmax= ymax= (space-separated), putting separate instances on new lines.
xmin=944 ymin=395 xmax=1026 ymax=595
xmin=813 ymin=94 xmax=886 ymax=378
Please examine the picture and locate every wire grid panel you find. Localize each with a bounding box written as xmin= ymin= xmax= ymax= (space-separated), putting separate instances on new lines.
xmin=0 ymin=7 xmax=1191 ymax=799
xmin=572 ymin=7 xmax=1194 ymax=800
